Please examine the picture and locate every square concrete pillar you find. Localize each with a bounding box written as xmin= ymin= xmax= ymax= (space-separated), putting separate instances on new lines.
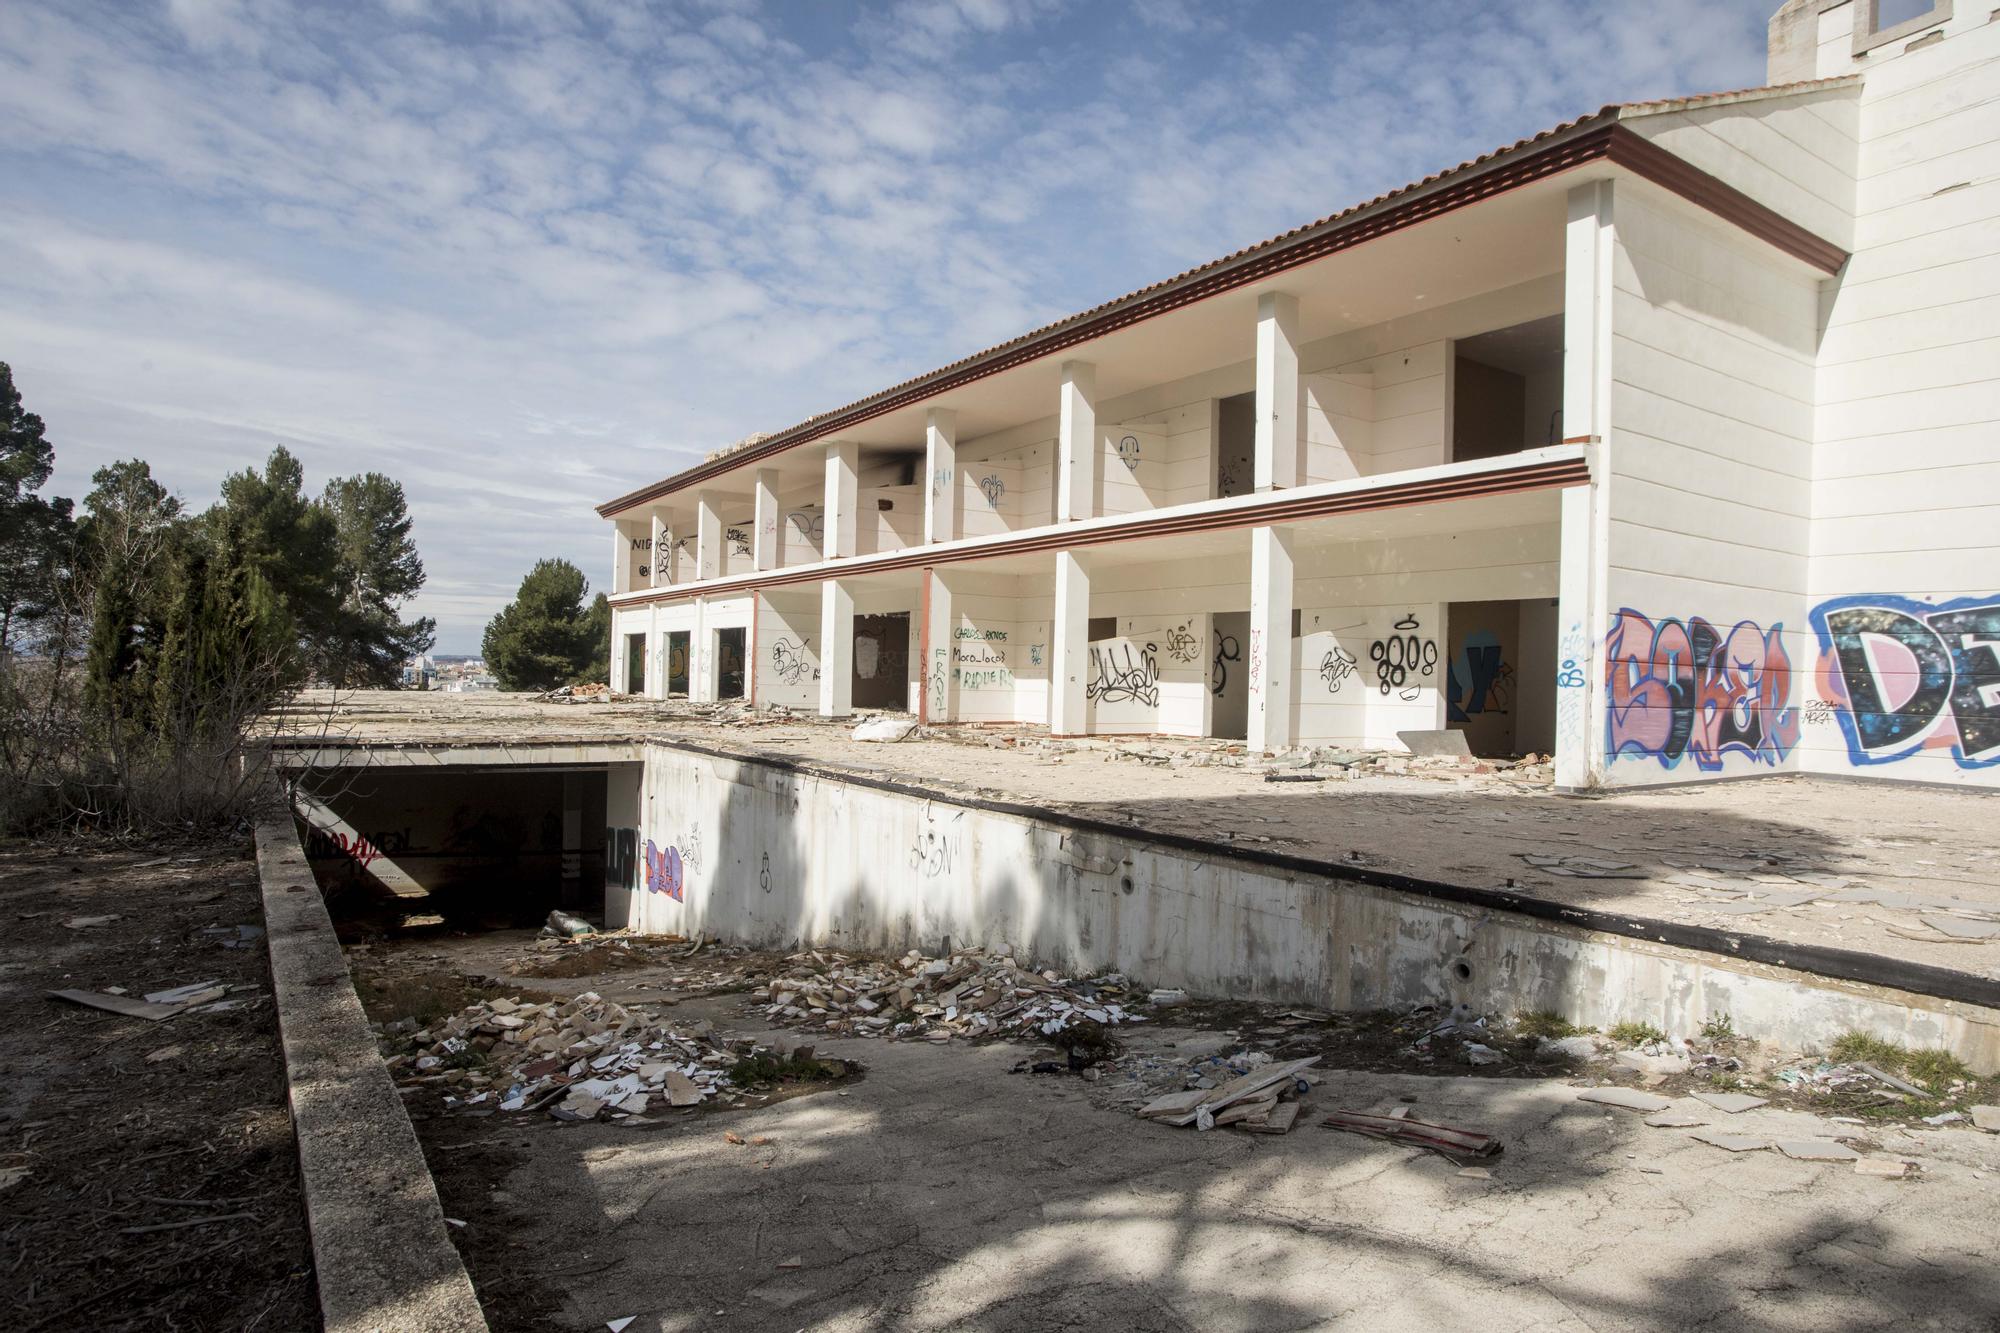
xmin=649 ymin=513 xmax=668 ymax=587
xmin=690 ymin=598 xmax=713 ymax=702
xmin=818 ymin=579 xmax=854 ymax=717
xmin=610 ymin=524 xmax=630 ymax=595
xmin=1049 ymin=551 xmax=1089 ymax=736
xmin=1057 ymin=361 xmax=1096 ymax=524
xmin=694 ymin=493 xmax=722 ymax=582
xmin=922 ymin=567 xmax=954 ymax=723
xmin=824 ymin=440 xmax=859 ymax=559
xmin=1564 ymin=180 xmax=1614 ymax=444
xmin=1255 ymin=291 xmax=1301 ymax=492
xmin=925 ymin=409 xmax=958 ymax=544
xmin=1555 ymin=482 xmax=1604 ymax=790
xmin=753 ymin=469 xmax=781 ymax=571
xmin=1248 ymin=524 xmax=1294 ymax=753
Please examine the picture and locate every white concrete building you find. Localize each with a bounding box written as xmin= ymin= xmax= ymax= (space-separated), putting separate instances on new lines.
xmin=599 ymin=0 xmax=2000 ymax=791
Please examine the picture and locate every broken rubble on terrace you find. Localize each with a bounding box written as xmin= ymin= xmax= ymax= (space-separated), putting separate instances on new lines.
xmin=753 ymin=945 xmax=1145 ymax=1042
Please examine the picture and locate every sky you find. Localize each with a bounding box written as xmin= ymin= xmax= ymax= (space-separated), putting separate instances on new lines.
xmin=0 ymin=0 xmax=1776 ymax=654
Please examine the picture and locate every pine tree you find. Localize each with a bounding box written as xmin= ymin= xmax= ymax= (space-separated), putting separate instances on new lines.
xmin=482 ymin=560 xmax=601 ymax=690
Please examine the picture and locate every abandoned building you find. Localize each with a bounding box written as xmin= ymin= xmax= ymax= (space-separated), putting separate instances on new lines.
xmin=595 ymin=0 xmax=1999 ymax=796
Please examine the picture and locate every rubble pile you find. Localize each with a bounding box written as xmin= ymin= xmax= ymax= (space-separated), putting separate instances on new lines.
xmin=386 ymin=991 xmax=747 ymax=1121
xmin=753 ymin=946 xmax=1144 ymax=1043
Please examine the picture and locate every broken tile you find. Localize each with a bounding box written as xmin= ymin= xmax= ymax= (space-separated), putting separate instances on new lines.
xmin=1691 ymin=1091 xmax=1768 ymax=1114
xmin=1855 ymin=1158 xmax=1913 ymax=1178
xmin=1643 ymin=1112 xmax=1707 ymax=1128
xmin=1775 ymin=1139 xmax=1860 ymax=1162
xmin=1577 ymin=1087 xmax=1673 ymax=1113
xmin=1690 ymin=1131 xmax=1771 ymax=1152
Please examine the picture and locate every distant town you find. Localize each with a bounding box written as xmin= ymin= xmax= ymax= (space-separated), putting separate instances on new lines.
xmin=399 ymin=654 xmax=498 ymax=692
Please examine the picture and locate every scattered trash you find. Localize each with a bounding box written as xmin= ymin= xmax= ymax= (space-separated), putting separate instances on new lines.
xmin=144 ymin=980 xmax=227 ymax=1007
xmin=1456 ymin=1166 xmax=1492 ymax=1179
xmin=1461 ymin=1043 xmax=1503 ymax=1066
xmin=1147 ymin=988 xmax=1189 ymax=1007
xmin=543 ymin=910 xmax=597 ymax=940
xmin=1576 ymin=1087 xmax=1673 ymax=1113
xmin=49 ymin=989 xmax=189 ymax=1022
xmin=1141 ymin=1057 xmax=1320 ymax=1131
xmin=1321 ymin=1109 xmax=1502 ymax=1164
xmin=606 ymin=1317 xmax=637 ymax=1332
xmin=753 ymin=945 xmax=1143 ymax=1045
xmin=1854 ymin=1062 xmax=1928 ymax=1097
xmin=851 ymin=716 xmax=917 ymax=743
xmin=1921 ymin=1110 xmax=1966 ymax=1126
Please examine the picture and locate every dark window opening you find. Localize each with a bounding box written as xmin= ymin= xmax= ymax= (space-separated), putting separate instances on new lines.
xmin=1087 ymin=615 xmax=1117 ymax=641
xmin=716 ymin=627 xmax=746 ymax=700
xmin=665 ymin=631 xmax=690 ymax=697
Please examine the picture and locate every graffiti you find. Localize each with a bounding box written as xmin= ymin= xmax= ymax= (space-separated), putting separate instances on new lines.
xmin=771 ymin=635 xmax=815 ymax=685
xmin=1247 ymin=630 xmax=1265 ymax=699
xmin=1804 ymin=698 xmax=1834 ymax=727
xmin=787 ymin=510 xmax=825 ymax=545
xmin=644 ymin=839 xmax=684 ymax=901
xmin=1447 ymin=629 xmax=1509 ymax=721
xmin=1115 ymin=434 xmax=1142 ymax=472
xmin=1369 ymin=614 xmax=1438 ymax=700
xmin=978 ymin=475 xmax=1005 ymax=507
xmin=726 ymin=526 xmax=751 ymax=556
xmin=908 ymin=812 xmax=963 ymax=878
xmin=954 ymin=627 xmax=1007 ymax=641
xmin=1318 ymin=646 xmax=1359 ymax=693
xmin=929 ymin=647 xmax=947 ymax=713
xmin=1811 ymin=594 xmax=2000 ymax=769
xmin=1087 ymin=641 xmax=1161 ymax=707
xmin=1211 ymin=633 xmax=1240 ymax=697
xmin=1029 ymin=643 xmax=1045 ymax=667
xmin=306 ymin=826 xmax=406 ymax=867
xmin=1556 ymin=658 xmax=1586 ymax=689
xmin=1163 ymin=620 xmax=1200 ymax=664
xmin=1605 ymin=609 xmax=1799 ymax=771
xmin=759 ymin=851 xmax=771 ymax=894
xmin=954 ymin=639 xmax=1011 ymax=691
xmin=931 ymin=466 xmax=953 ymax=497
xmin=681 ymin=823 xmax=703 ymax=874
xmin=629 ymin=536 xmax=650 ymax=551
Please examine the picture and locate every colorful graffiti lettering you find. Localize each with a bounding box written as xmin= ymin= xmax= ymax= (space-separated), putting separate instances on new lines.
xmin=1447 ymin=630 xmax=1510 ymax=721
xmin=643 ymin=839 xmax=683 ymax=901
xmin=1605 ymin=609 xmax=1798 ymax=771
xmin=1811 ymin=594 xmax=2000 ymax=769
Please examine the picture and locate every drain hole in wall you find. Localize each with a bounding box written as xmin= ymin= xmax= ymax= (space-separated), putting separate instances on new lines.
xmin=1452 ymin=960 xmax=1473 ymax=982
xmin=1120 ymin=876 xmax=1135 ymax=895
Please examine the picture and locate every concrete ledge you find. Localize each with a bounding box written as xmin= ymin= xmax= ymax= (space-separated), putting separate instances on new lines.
xmin=257 ymin=818 xmax=489 ymax=1333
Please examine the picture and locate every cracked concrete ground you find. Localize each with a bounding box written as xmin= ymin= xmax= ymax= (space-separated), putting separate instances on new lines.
xmin=432 ymin=994 xmax=2000 ymax=1332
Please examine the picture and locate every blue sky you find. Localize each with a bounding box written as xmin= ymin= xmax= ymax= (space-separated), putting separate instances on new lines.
xmin=0 ymin=0 xmax=1774 ymax=653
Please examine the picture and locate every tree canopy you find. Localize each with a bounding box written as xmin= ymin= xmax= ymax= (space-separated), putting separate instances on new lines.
xmin=0 ymin=363 xmax=76 ymax=650
xmin=482 ymin=559 xmax=603 ymax=691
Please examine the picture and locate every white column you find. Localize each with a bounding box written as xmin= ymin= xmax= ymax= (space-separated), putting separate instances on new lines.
xmin=1555 ymin=483 xmax=1603 ymax=791
xmin=922 ymin=567 xmax=953 ymax=723
xmin=611 ymin=524 xmax=630 ymax=595
xmin=645 ymin=603 xmax=661 ymax=696
xmin=695 ymin=493 xmax=721 ymax=582
xmin=1247 ymin=525 xmax=1295 ymax=753
xmin=649 ymin=513 xmax=668 ymax=587
xmin=824 ymin=440 xmax=858 ymax=559
xmin=753 ymin=470 xmax=780 ymax=571
xmin=925 ymin=409 xmax=958 ymax=544
xmin=1057 ymin=361 xmax=1096 ymax=524
xmin=1255 ymin=291 xmax=1301 ymax=492
xmin=1049 ymin=551 xmax=1089 ymax=735
xmin=690 ymin=598 xmax=712 ymax=702
xmin=819 ymin=579 xmax=854 ymax=717
xmin=1563 ymin=180 xmax=1614 ymax=444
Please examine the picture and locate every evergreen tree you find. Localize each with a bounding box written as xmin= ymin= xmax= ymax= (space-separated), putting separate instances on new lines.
xmin=212 ymin=446 xmax=341 ymax=675
xmin=82 ymin=548 xmax=142 ymax=726
xmin=482 ymin=559 xmax=600 ymax=690
xmin=0 ymin=363 xmax=76 ymax=651
xmin=319 ymin=472 xmax=435 ymax=686
xmin=583 ymin=592 xmax=610 ymax=683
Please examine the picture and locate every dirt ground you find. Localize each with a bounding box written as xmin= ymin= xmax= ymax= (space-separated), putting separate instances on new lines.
xmin=280 ymin=691 xmax=2000 ymax=981
xmin=0 ymin=841 xmax=317 ymax=1332
xmin=355 ymin=926 xmax=2000 ymax=1332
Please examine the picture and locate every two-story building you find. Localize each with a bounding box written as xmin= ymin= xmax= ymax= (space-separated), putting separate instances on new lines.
xmin=597 ymin=0 xmax=1999 ymax=792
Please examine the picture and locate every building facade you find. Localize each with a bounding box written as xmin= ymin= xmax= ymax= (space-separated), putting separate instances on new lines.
xmin=598 ymin=0 xmax=1999 ymax=791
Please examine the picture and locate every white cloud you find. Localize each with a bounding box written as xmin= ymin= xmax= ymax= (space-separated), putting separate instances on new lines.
xmin=0 ymin=0 xmax=1772 ymax=649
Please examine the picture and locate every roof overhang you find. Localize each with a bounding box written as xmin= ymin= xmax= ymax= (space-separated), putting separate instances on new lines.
xmin=599 ymin=118 xmax=1844 ymax=519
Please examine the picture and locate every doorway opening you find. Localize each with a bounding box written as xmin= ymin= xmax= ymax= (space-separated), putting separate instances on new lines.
xmin=665 ymin=630 xmax=690 ymax=697
xmin=623 ymin=633 xmax=646 ymax=694
xmin=1210 ymin=610 xmax=1249 ymax=740
xmin=852 ymin=611 xmax=911 ymax=711
xmin=715 ymin=627 xmax=746 ymax=700
xmin=1444 ymin=598 xmax=1557 ymax=758
xmin=1452 ymin=316 xmax=1565 ymax=462
xmin=1216 ymin=392 xmax=1255 ymax=499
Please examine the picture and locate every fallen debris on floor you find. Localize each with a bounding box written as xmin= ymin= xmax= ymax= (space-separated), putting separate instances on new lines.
xmin=50 ymin=980 xmax=260 ymax=1023
xmin=1140 ymin=1056 xmax=1320 ymax=1131
xmin=1576 ymin=1087 xmax=1674 ymax=1113
xmin=753 ymin=945 xmax=1143 ymax=1044
xmin=1322 ymin=1109 xmax=1502 ymax=1163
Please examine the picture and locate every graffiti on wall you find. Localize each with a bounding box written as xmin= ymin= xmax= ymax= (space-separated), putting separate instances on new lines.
xmin=770 ymin=636 xmax=815 ymax=686
xmin=929 ymin=646 xmax=947 ymax=713
xmin=1370 ymin=614 xmax=1437 ymax=701
xmin=1604 ymin=609 xmax=1799 ymax=771
xmin=909 ymin=810 xmax=963 ymax=878
xmin=1446 ymin=629 xmax=1512 ymax=721
xmin=643 ymin=839 xmax=684 ymax=901
xmin=787 ymin=511 xmax=825 ymax=546
xmin=1163 ymin=619 xmax=1200 ymax=664
xmin=978 ymin=475 xmax=1005 ymax=507
xmin=726 ymin=526 xmax=752 ymax=557
xmin=1318 ymin=646 xmax=1359 ymax=693
xmin=306 ymin=826 xmax=408 ymax=868
xmin=1088 ymin=641 xmax=1161 ymax=707
xmin=1211 ymin=633 xmax=1240 ymax=697
xmin=1115 ymin=435 xmax=1142 ymax=472
xmin=1811 ymin=594 xmax=2000 ymax=769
